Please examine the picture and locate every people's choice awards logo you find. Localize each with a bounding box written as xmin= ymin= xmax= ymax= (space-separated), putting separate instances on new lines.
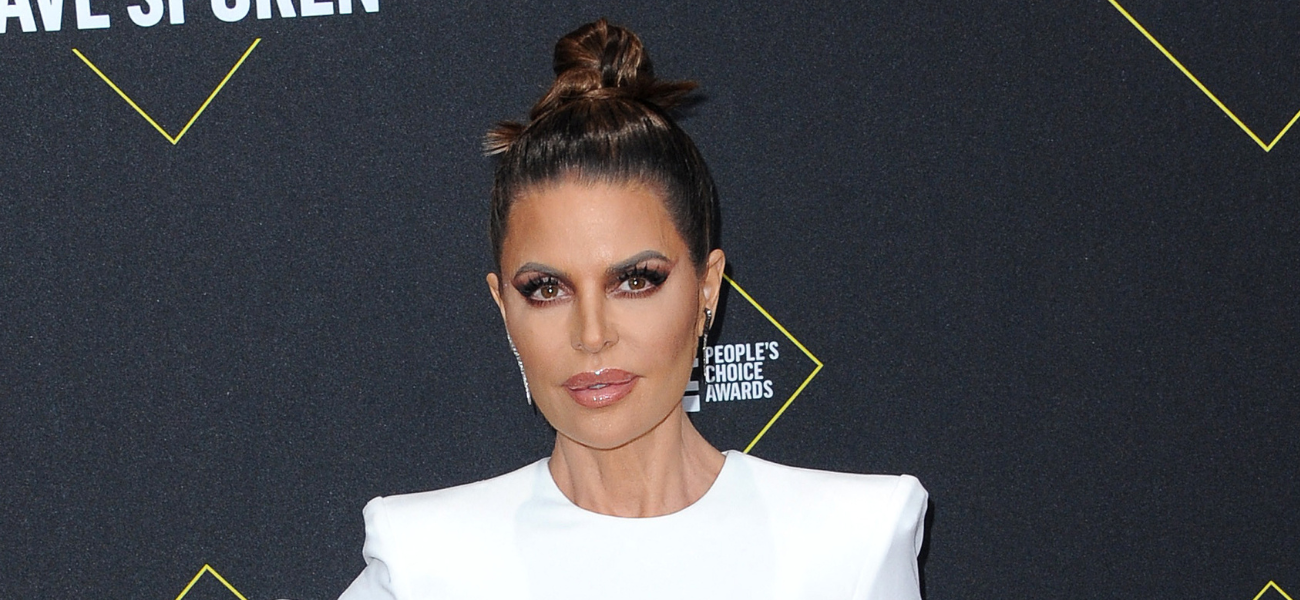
xmin=703 ymin=340 xmax=780 ymax=403
xmin=683 ymin=276 xmax=823 ymax=452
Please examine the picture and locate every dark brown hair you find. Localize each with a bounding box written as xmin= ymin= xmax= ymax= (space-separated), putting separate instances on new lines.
xmin=486 ymin=18 xmax=718 ymax=272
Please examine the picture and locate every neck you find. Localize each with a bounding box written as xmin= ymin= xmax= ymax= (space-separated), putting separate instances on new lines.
xmin=548 ymin=406 xmax=725 ymax=518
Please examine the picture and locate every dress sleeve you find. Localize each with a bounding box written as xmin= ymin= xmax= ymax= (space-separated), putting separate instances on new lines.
xmin=338 ymin=497 xmax=400 ymax=600
xmin=853 ymin=474 xmax=928 ymax=600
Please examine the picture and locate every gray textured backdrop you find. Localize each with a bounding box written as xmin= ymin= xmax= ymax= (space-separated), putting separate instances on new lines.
xmin=2 ymin=1 xmax=1297 ymax=599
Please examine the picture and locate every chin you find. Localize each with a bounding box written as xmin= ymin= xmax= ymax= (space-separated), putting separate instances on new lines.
xmin=562 ymin=429 xmax=658 ymax=452
xmin=550 ymin=402 xmax=679 ymax=452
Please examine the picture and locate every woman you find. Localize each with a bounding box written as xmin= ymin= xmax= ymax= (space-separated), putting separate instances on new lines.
xmin=339 ymin=19 xmax=926 ymax=600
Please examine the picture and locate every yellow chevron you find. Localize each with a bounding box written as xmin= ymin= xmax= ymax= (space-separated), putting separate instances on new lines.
xmin=723 ymin=275 xmax=825 ymax=453
xmin=1109 ymin=0 xmax=1300 ymax=152
xmin=173 ymin=564 xmax=249 ymax=600
xmin=72 ymin=39 xmax=261 ymax=145
xmin=1253 ymin=581 xmax=1295 ymax=600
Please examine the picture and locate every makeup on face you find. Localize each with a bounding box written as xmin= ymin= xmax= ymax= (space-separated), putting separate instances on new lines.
xmin=492 ymin=179 xmax=710 ymax=450
xmin=507 ymin=251 xmax=676 ymax=410
xmin=562 ymin=368 xmax=639 ymax=408
xmin=510 ymin=250 xmax=676 ymax=307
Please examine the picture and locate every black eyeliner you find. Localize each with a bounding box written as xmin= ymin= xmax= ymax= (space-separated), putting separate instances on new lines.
xmin=515 ymin=275 xmax=558 ymax=297
xmin=618 ymin=264 xmax=669 ymax=286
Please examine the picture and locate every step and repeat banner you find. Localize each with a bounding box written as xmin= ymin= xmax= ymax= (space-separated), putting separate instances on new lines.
xmin=2 ymin=1 xmax=1296 ymax=599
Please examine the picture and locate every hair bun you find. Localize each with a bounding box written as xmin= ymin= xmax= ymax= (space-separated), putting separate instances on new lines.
xmin=485 ymin=18 xmax=696 ymax=154
xmin=541 ymin=18 xmax=693 ymax=114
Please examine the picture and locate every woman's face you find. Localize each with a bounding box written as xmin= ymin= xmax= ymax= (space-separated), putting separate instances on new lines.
xmin=487 ymin=179 xmax=725 ymax=451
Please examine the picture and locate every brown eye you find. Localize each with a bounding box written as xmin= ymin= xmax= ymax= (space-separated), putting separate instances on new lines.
xmin=517 ymin=275 xmax=567 ymax=304
xmin=614 ymin=266 xmax=668 ymax=296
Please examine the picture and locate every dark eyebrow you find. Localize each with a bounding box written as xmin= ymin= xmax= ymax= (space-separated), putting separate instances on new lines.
xmin=512 ymin=262 xmax=567 ymax=280
xmin=607 ymin=250 xmax=671 ymax=276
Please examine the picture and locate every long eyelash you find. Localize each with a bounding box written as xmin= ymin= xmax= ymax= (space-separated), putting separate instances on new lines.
xmin=618 ymin=265 xmax=669 ymax=286
xmin=516 ymin=275 xmax=559 ymax=298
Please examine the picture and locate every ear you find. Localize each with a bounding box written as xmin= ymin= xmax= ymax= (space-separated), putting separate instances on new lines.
xmin=486 ymin=272 xmax=507 ymax=323
xmin=699 ymin=248 xmax=727 ymax=331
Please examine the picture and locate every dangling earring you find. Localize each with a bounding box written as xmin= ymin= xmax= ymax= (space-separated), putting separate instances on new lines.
xmin=700 ymin=308 xmax=714 ymax=352
xmin=506 ymin=332 xmax=533 ymax=405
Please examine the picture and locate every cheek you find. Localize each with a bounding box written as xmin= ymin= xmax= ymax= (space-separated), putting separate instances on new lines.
xmin=504 ymin=304 xmax=568 ymax=369
xmin=621 ymin=291 xmax=700 ymax=362
xmin=502 ymin=280 xmax=702 ymax=381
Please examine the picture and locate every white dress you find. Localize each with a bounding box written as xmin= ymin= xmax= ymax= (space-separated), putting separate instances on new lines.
xmin=338 ymin=450 xmax=927 ymax=600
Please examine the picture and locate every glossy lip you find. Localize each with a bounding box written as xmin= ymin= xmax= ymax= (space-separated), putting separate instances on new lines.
xmin=563 ymin=368 xmax=638 ymax=409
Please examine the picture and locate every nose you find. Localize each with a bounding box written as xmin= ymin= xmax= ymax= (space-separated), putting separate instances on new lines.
xmin=572 ymin=292 xmax=617 ymax=353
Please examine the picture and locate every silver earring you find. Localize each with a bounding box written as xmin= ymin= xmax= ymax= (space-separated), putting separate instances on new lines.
xmin=506 ymin=333 xmax=533 ymax=405
xmin=701 ymin=308 xmax=714 ymax=351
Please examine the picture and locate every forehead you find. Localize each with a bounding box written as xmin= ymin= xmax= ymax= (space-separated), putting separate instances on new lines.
xmin=502 ymin=179 xmax=684 ymax=270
